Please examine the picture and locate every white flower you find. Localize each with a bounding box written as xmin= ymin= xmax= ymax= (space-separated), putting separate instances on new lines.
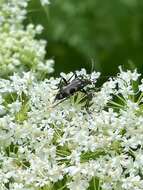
xmin=37 ymin=59 xmax=54 ymax=73
xmin=90 ymin=71 xmax=100 ymax=82
xmin=68 ymin=178 xmax=89 ymax=190
xmin=35 ymin=25 xmax=44 ymax=34
xmin=139 ymin=79 xmax=143 ymax=92
xmin=8 ymin=100 xmax=22 ymax=114
xmin=0 ymin=68 xmax=143 ymax=189
xmin=0 ymin=0 xmax=53 ymax=77
xmin=122 ymin=175 xmax=143 ymax=190
xmin=9 ymin=183 xmax=25 ymax=190
xmin=118 ymin=66 xmax=141 ymax=81
xmin=76 ymin=68 xmax=87 ymax=76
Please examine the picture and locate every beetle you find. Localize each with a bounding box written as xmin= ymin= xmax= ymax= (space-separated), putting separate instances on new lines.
xmin=54 ymin=72 xmax=94 ymax=108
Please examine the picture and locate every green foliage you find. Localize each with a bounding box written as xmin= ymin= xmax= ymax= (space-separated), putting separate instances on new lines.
xmin=80 ymin=150 xmax=106 ymax=163
xmin=27 ymin=0 xmax=143 ymax=76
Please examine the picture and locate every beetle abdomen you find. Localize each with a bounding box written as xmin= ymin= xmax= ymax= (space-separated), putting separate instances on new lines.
xmin=55 ymin=77 xmax=91 ymax=101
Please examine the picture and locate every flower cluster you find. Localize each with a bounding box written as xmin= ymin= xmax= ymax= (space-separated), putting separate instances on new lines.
xmin=0 ymin=0 xmax=54 ymax=77
xmin=0 ymin=68 xmax=143 ymax=190
xmin=1 ymin=0 xmax=143 ymax=190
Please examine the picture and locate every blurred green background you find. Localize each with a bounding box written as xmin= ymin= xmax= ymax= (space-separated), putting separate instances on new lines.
xmin=26 ymin=0 xmax=143 ymax=77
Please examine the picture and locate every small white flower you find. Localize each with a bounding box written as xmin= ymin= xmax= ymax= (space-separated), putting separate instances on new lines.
xmin=35 ymin=25 xmax=44 ymax=34
xmin=37 ymin=59 xmax=54 ymax=73
xmin=8 ymin=100 xmax=22 ymax=114
xmin=76 ymin=68 xmax=87 ymax=76
xmin=9 ymin=183 xmax=24 ymax=190
xmin=90 ymin=71 xmax=100 ymax=81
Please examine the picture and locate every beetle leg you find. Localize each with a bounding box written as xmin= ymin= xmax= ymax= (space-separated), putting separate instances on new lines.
xmin=58 ymin=72 xmax=78 ymax=88
xmin=60 ymin=76 xmax=68 ymax=85
xmin=59 ymin=73 xmax=76 ymax=87
xmin=80 ymin=89 xmax=92 ymax=98
xmin=56 ymin=76 xmax=68 ymax=90
xmin=80 ymin=88 xmax=87 ymax=94
xmin=67 ymin=72 xmax=76 ymax=82
xmin=79 ymin=89 xmax=93 ymax=110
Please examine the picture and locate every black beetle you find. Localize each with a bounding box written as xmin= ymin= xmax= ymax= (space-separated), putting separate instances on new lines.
xmin=54 ymin=73 xmax=94 ymax=108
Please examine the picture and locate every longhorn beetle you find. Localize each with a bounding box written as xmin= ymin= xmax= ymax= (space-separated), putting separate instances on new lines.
xmin=54 ymin=72 xmax=96 ymax=108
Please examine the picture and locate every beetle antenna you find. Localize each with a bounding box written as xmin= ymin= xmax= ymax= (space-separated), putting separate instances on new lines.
xmin=90 ymin=58 xmax=95 ymax=73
